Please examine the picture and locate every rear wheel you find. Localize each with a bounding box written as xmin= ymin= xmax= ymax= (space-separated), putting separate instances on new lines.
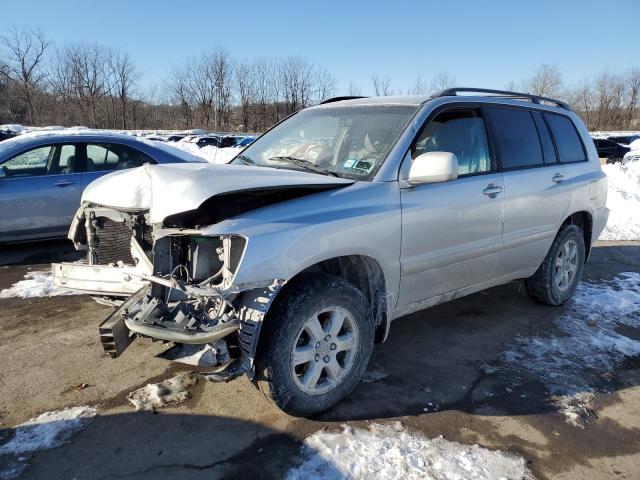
xmin=525 ymin=224 xmax=585 ymax=305
xmin=254 ymin=274 xmax=374 ymax=416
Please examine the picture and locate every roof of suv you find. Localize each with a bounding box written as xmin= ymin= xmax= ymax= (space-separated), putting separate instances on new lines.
xmin=313 ymin=95 xmax=429 ymax=107
xmin=315 ymin=89 xmax=571 ymax=111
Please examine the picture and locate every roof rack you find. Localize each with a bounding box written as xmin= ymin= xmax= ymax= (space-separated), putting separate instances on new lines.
xmin=433 ymin=88 xmax=571 ymax=111
xmin=319 ymin=96 xmax=368 ymax=105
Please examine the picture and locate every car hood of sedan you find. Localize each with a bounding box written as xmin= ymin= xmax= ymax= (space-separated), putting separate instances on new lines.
xmin=81 ymin=162 xmax=354 ymax=224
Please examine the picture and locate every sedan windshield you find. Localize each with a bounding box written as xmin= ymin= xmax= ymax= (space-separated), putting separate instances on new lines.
xmin=233 ymin=104 xmax=418 ymax=180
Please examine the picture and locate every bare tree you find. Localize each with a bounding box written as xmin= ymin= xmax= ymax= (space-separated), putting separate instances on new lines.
xmin=236 ymin=61 xmax=256 ymax=131
xmin=167 ymin=64 xmax=193 ymax=127
xmin=280 ymin=56 xmax=316 ymax=114
xmin=527 ymin=64 xmax=562 ymax=97
xmin=410 ymin=75 xmax=426 ymax=95
xmin=0 ymin=26 xmax=49 ymax=124
xmin=568 ymin=81 xmax=596 ymax=129
xmin=346 ymin=81 xmax=362 ymax=96
xmin=64 ymin=43 xmax=112 ymax=127
xmin=595 ymin=71 xmax=625 ymax=130
xmin=315 ymin=66 xmax=336 ymax=103
xmin=428 ymin=72 xmax=456 ymax=95
xmin=371 ymin=75 xmax=392 ymax=96
xmin=109 ymin=50 xmax=137 ymax=129
xmin=208 ymin=48 xmax=234 ymax=129
xmin=623 ymin=69 xmax=640 ymax=130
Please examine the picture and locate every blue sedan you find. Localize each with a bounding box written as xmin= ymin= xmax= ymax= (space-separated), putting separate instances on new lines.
xmin=0 ymin=131 xmax=204 ymax=242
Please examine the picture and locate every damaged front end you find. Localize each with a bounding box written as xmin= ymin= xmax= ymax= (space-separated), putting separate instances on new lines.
xmin=55 ymin=203 xmax=284 ymax=376
xmin=53 ymin=205 xmax=154 ymax=299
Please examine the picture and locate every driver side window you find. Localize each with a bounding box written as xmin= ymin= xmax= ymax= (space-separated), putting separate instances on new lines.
xmin=412 ymin=109 xmax=492 ymax=176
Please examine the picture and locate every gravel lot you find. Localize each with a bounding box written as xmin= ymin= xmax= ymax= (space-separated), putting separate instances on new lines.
xmin=0 ymin=240 xmax=639 ymax=479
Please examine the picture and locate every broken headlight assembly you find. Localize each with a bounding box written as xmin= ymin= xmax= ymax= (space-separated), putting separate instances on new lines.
xmin=103 ymin=234 xmax=249 ymax=350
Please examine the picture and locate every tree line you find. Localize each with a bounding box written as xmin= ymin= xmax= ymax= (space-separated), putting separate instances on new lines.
xmin=1 ymin=26 xmax=639 ymax=132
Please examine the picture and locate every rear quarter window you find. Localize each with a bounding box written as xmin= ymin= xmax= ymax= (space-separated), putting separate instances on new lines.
xmin=544 ymin=114 xmax=586 ymax=163
xmin=485 ymin=107 xmax=543 ymax=169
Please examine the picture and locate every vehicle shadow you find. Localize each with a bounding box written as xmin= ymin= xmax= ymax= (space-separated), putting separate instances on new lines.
xmin=318 ymin=243 xmax=640 ymax=424
xmin=0 ymin=412 xmax=324 ymax=480
xmin=0 ymin=239 xmax=82 ymax=267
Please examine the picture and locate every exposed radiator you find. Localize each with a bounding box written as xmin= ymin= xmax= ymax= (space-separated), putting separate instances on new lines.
xmin=94 ymin=219 xmax=134 ymax=265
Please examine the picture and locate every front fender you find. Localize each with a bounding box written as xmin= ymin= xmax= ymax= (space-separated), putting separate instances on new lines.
xmin=199 ymin=181 xmax=403 ymax=308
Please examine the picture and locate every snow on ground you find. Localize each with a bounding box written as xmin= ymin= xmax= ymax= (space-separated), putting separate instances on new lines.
xmin=127 ymin=372 xmax=197 ymax=411
xmin=502 ymin=272 xmax=640 ymax=426
xmin=287 ymin=422 xmax=534 ymax=480
xmin=0 ymin=406 xmax=97 ymax=479
xmin=601 ymin=160 xmax=640 ymax=241
xmin=0 ymin=271 xmax=76 ymax=299
xmin=166 ymin=140 xmax=240 ymax=164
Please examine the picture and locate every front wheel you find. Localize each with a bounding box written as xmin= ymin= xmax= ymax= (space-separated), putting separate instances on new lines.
xmin=525 ymin=224 xmax=585 ymax=305
xmin=254 ymin=274 xmax=374 ymax=416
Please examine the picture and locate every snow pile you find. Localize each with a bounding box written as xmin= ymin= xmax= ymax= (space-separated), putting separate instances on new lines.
xmin=503 ymin=272 xmax=640 ymax=426
xmin=0 ymin=406 xmax=97 ymax=479
xmin=287 ymin=423 xmax=534 ymax=480
xmin=127 ymin=372 xmax=197 ymax=411
xmin=0 ymin=271 xmax=76 ymax=299
xmin=600 ymin=161 xmax=640 ymax=240
xmin=166 ymin=141 xmax=239 ymax=164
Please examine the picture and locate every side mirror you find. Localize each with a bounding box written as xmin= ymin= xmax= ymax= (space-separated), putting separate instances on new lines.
xmin=0 ymin=166 xmax=6 ymax=179
xmin=408 ymin=151 xmax=458 ymax=185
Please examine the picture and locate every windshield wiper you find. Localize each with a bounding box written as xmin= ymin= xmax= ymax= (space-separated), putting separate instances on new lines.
xmin=236 ymin=154 xmax=256 ymax=165
xmin=268 ymin=156 xmax=339 ymax=177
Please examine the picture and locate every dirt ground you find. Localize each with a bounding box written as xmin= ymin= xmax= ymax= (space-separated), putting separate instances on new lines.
xmin=0 ymin=240 xmax=639 ymax=479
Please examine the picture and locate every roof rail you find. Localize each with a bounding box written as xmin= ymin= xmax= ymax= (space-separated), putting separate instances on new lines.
xmin=433 ymin=87 xmax=571 ymax=111
xmin=319 ymin=96 xmax=368 ymax=105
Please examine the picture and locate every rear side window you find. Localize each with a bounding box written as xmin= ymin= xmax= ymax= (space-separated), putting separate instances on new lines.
xmin=86 ymin=143 xmax=154 ymax=172
xmin=544 ymin=114 xmax=586 ymax=163
xmin=532 ymin=112 xmax=557 ymax=164
xmin=485 ymin=107 xmax=543 ymax=169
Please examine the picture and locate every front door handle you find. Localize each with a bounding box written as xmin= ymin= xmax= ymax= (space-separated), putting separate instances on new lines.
xmin=483 ymin=183 xmax=503 ymax=198
xmin=552 ymin=173 xmax=566 ymax=184
xmin=53 ymin=180 xmax=74 ymax=187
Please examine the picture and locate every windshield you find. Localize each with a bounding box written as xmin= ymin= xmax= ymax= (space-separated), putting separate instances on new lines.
xmin=233 ymin=104 xmax=418 ymax=180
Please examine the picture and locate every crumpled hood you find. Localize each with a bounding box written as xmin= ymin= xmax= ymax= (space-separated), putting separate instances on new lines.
xmin=82 ymin=163 xmax=354 ymax=223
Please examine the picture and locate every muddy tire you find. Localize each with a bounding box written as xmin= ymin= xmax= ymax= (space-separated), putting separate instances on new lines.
xmin=525 ymin=224 xmax=585 ymax=306
xmin=254 ymin=274 xmax=374 ymax=416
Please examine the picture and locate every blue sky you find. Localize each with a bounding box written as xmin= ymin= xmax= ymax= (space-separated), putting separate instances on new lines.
xmin=2 ymin=0 xmax=638 ymax=95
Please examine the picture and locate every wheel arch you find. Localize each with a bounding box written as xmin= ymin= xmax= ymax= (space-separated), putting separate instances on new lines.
xmin=560 ymin=210 xmax=593 ymax=260
xmin=290 ymin=255 xmax=389 ymax=343
xmin=248 ymin=255 xmax=389 ymax=367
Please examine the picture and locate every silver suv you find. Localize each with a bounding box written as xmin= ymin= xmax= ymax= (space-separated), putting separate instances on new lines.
xmin=53 ymin=88 xmax=609 ymax=416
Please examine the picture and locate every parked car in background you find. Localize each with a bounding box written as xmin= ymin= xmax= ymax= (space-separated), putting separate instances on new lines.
xmin=166 ymin=134 xmax=187 ymax=142
xmin=607 ymin=134 xmax=640 ymax=146
xmin=219 ymin=135 xmax=238 ymax=148
xmin=0 ymin=130 xmax=16 ymax=142
xmin=235 ymin=136 xmax=257 ymax=147
xmin=592 ymin=137 xmax=630 ymax=163
xmin=54 ymin=89 xmax=607 ymax=416
xmin=185 ymin=135 xmax=222 ymax=148
xmin=0 ymin=131 xmax=203 ymax=242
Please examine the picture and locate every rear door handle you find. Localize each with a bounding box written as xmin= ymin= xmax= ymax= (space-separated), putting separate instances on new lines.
xmin=483 ymin=184 xmax=503 ymax=198
xmin=552 ymin=173 xmax=566 ymax=184
xmin=53 ymin=181 xmax=74 ymax=187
